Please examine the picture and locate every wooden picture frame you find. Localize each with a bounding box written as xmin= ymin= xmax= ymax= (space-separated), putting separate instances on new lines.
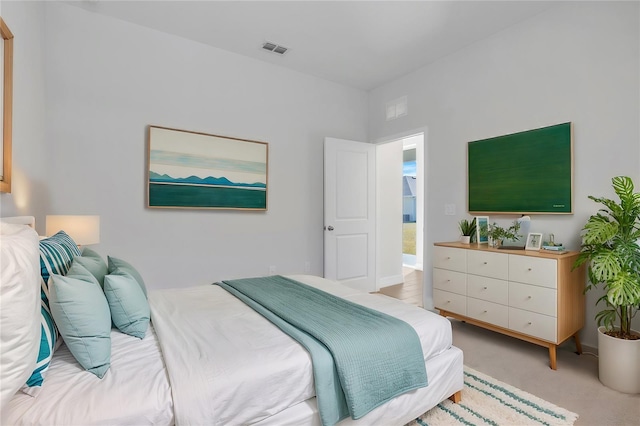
xmin=525 ymin=232 xmax=543 ymax=250
xmin=0 ymin=17 xmax=13 ymax=193
xmin=475 ymin=216 xmax=489 ymax=244
xmin=147 ymin=126 xmax=268 ymax=210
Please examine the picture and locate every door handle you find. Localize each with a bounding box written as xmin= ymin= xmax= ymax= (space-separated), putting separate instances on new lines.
xmin=327 ymin=226 xmax=334 ymax=231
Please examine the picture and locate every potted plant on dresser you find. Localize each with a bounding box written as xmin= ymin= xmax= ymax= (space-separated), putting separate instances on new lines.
xmin=486 ymin=220 xmax=521 ymax=248
xmin=574 ymin=176 xmax=640 ymax=394
xmin=458 ymin=218 xmax=476 ymax=244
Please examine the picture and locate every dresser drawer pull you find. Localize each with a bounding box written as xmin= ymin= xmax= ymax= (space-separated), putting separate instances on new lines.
xmin=527 ymin=296 xmax=532 ymax=299
xmin=528 ymin=268 xmax=532 ymax=271
xmin=483 ymin=286 xmax=488 ymax=290
xmin=446 ymin=256 xmax=451 ymax=260
xmin=528 ymin=322 xmax=532 ymax=325
xmin=483 ymin=262 xmax=488 ymax=265
xmin=483 ymin=310 xmax=488 ymax=314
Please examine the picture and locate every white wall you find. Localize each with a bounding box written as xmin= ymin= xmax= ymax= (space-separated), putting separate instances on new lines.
xmin=0 ymin=1 xmax=49 ymax=223
xmin=368 ymin=1 xmax=640 ymax=348
xmin=37 ymin=2 xmax=368 ymax=289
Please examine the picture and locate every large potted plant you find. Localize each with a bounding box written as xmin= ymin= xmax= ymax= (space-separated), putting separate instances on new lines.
xmin=574 ymin=176 xmax=640 ymax=394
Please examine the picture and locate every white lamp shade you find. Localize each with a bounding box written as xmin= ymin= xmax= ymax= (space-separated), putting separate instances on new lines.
xmin=46 ymin=215 xmax=100 ymax=245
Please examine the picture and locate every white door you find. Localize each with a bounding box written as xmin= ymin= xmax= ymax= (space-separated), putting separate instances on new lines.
xmin=324 ymin=137 xmax=376 ymax=292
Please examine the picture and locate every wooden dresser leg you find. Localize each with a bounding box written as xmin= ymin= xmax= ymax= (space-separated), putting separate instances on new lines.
xmin=549 ymin=345 xmax=557 ymax=370
xmin=449 ymin=390 xmax=462 ymax=403
xmin=573 ymin=333 xmax=583 ymax=355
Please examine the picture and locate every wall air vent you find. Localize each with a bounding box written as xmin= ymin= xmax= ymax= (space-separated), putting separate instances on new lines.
xmin=262 ymin=41 xmax=289 ymax=55
xmin=386 ymin=96 xmax=408 ymax=121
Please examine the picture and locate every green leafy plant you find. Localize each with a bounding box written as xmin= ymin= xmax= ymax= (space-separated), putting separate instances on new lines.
xmin=458 ymin=218 xmax=477 ymax=237
xmin=486 ymin=220 xmax=521 ymax=246
xmin=574 ymin=176 xmax=640 ymax=340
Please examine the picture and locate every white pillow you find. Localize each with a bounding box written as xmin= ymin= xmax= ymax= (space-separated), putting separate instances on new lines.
xmin=0 ymin=223 xmax=41 ymax=411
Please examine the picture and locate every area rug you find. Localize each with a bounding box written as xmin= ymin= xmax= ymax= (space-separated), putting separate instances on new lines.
xmin=407 ymin=366 xmax=578 ymax=426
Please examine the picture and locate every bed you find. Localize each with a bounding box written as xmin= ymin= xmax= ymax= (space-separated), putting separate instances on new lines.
xmin=0 ymin=216 xmax=463 ymax=425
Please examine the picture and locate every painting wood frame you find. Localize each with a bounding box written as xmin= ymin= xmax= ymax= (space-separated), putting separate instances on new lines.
xmin=147 ymin=126 xmax=268 ymax=210
xmin=0 ymin=18 xmax=13 ymax=194
xmin=475 ymin=216 xmax=489 ymax=244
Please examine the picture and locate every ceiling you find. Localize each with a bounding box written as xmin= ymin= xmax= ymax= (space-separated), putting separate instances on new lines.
xmin=71 ymin=1 xmax=558 ymax=91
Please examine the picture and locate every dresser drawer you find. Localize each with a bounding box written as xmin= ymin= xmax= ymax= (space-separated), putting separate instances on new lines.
xmin=433 ymin=247 xmax=466 ymax=272
xmin=509 ymin=282 xmax=557 ymax=317
xmin=433 ymin=268 xmax=467 ymax=295
xmin=467 ymin=250 xmax=508 ymax=280
xmin=434 ymin=289 xmax=466 ymax=316
xmin=509 ymin=256 xmax=557 ymax=289
xmin=467 ymin=298 xmax=509 ymax=329
xmin=467 ymin=275 xmax=508 ymax=305
xmin=509 ymin=308 xmax=557 ymax=342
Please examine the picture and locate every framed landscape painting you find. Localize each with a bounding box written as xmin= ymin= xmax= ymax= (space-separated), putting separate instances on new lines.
xmin=147 ymin=126 xmax=268 ymax=210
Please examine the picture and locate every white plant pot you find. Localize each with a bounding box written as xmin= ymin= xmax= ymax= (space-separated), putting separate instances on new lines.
xmin=598 ymin=326 xmax=640 ymax=394
xmin=460 ymin=235 xmax=471 ymax=244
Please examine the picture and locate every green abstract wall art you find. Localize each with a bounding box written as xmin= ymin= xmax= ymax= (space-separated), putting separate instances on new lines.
xmin=467 ymin=122 xmax=572 ymax=214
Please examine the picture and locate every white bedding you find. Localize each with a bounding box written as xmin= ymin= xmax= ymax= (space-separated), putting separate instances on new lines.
xmin=150 ymin=274 xmax=455 ymax=426
xmin=5 ymin=325 xmax=173 ymax=426
xmin=5 ymin=274 xmax=460 ymax=426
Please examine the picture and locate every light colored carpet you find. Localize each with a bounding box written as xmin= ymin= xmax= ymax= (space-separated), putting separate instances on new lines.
xmin=408 ymin=367 xmax=578 ymax=426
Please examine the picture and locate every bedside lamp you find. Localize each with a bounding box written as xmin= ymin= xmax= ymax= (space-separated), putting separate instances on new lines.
xmin=46 ymin=215 xmax=100 ymax=246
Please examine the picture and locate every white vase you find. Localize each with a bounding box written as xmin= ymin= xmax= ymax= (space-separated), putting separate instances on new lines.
xmin=598 ymin=326 xmax=640 ymax=394
xmin=460 ymin=235 xmax=471 ymax=244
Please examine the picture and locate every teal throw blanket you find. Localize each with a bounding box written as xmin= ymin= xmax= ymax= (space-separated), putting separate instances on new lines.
xmin=216 ymin=276 xmax=427 ymax=426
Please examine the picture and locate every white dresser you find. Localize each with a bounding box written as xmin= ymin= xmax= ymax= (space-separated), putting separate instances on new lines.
xmin=433 ymin=242 xmax=585 ymax=369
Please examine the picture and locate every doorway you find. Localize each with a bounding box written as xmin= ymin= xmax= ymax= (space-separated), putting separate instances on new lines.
xmin=379 ymin=132 xmax=424 ymax=307
xmin=324 ymin=131 xmax=425 ymax=297
xmin=402 ymin=134 xmax=424 ymax=270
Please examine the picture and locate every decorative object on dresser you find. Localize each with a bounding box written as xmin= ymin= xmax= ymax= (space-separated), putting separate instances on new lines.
xmin=458 ymin=218 xmax=476 ymax=244
xmin=485 ymin=220 xmax=521 ymax=249
xmin=574 ymin=176 xmax=640 ymax=394
xmin=475 ymin=216 xmax=489 ymax=244
xmin=525 ymin=232 xmax=543 ymax=251
xmin=433 ymin=242 xmax=585 ymax=370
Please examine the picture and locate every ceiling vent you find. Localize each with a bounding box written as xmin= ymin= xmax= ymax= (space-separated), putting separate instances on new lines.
xmin=262 ymin=41 xmax=289 ymax=55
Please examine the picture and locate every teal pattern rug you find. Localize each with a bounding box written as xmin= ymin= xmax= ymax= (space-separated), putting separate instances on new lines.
xmin=408 ymin=367 xmax=578 ymax=426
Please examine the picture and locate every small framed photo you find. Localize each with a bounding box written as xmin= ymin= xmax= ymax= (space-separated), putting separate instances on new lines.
xmin=475 ymin=216 xmax=489 ymax=244
xmin=525 ymin=232 xmax=543 ymax=250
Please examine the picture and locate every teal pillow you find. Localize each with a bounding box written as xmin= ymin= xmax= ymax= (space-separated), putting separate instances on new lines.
xmin=107 ymin=256 xmax=147 ymax=297
xmin=39 ymin=230 xmax=81 ymax=296
xmin=24 ymin=231 xmax=80 ymax=395
xmin=49 ymin=263 xmax=111 ymax=378
xmin=74 ymin=247 xmax=108 ymax=288
xmin=104 ymin=273 xmax=150 ymax=339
